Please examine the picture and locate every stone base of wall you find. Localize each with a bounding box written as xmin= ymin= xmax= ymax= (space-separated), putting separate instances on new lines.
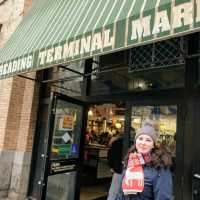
xmin=0 ymin=150 xmax=14 ymax=199
xmin=0 ymin=150 xmax=32 ymax=200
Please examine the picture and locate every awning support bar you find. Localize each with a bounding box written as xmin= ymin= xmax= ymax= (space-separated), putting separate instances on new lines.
xmin=17 ymin=75 xmax=38 ymax=82
xmin=58 ymin=65 xmax=85 ymax=77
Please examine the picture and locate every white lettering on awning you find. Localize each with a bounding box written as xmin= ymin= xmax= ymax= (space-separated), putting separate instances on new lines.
xmin=63 ymin=41 xmax=75 ymax=58
xmin=54 ymin=46 xmax=62 ymax=61
xmin=37 ymin=28 xmax=114 ymax=66
xmin=152 ymin=10 xmax=170 ymax=34
xmin=91 ymin=32 xmax=103 ymax=51
xmin=0 ymin=64 xmax=3 ymax=76
xmin=46 ymin=48 xmax=54 ymax=63
xmin=39 ymin=51 xmax=47 ymax=65
xmin=80 ymin=35 xmax=91 ymax=54
xmin=103 ymin=29 xmax=114 ymax=48
xmin=129 ymin=1 xmax=196 ymax=42
xmin=196 ymin=0 xmax=200 ymax=22
xmin=172 ymin=2 xmax=193 ymax=28
xmin=74 ymin=39 xmax=80 ymax=56
xmin=0 ymin=56 xmax=33 ymax=76
xmin=131 ymin=16 xmax=151 ymax=41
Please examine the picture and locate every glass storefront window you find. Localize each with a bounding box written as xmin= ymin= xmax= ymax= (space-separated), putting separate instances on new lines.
xmin=131 ymin=106 xmax=177 ymax=157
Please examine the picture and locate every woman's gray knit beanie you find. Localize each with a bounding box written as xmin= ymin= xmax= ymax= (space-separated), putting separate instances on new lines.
xmin=135 ymin=122 xmax=158 ymax=144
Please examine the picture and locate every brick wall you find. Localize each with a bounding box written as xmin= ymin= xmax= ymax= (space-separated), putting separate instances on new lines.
xmin=0 ymin=0 xmax=34 ymax=151
xmin=0 ymin=0 xmax=39 ymax=199
xmin=0 ymin=78 xmax=12 ymax=150
xmin=3 ymin=73 xmax=38 ymax=152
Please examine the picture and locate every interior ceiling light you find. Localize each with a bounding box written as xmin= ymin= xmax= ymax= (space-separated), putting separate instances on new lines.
xmin=88 ymin=110 xmax=93 ymax=116
xmin=115 ymin=122 xmax=122 ymax=129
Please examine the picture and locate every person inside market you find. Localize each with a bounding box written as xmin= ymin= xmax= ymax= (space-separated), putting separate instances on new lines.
xmin=85 ymin=129 xmax=94 ymax=144
xmin=107 ymin=131 xmax=123 ymax=200
xmin=117 ymin=122 xmax=173 ymax=200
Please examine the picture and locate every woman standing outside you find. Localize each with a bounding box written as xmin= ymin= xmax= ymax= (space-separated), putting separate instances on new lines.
xmin=119 ymin=123 xmax=173 ymax=200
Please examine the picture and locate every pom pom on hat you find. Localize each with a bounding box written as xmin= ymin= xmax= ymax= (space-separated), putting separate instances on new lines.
xmin=135 ymin=122 xmax=158 ymax=144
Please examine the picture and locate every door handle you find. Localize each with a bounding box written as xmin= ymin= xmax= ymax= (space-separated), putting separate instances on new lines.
xmin=193 ymin=173 xmax=200 ymax=179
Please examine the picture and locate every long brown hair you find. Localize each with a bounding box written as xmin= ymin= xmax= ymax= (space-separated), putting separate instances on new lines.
xmin=124 ymin=144 xmax=172 ymax=169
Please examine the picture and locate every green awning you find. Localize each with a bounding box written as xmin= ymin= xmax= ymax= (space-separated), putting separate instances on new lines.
xmin=0 ymin=0 xmax=200 ymax=79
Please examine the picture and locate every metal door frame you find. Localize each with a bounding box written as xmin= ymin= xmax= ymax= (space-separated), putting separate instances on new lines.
xmin=41 ymin=92 xmax=88 ymax=200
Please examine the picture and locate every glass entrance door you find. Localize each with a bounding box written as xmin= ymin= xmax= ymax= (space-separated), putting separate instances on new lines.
xmin=45 ymin=93 xmax=87 ymax=200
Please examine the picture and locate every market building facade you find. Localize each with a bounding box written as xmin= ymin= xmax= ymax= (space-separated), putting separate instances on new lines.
xmin=0 ymin=0 xmax=200 ymax=200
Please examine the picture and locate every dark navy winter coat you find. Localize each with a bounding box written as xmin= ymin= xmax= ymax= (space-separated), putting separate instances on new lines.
xmin=118 ymin=166 xmax=173 ymax=200
xmin=107 ymin=137 xmax=123 ymax=174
